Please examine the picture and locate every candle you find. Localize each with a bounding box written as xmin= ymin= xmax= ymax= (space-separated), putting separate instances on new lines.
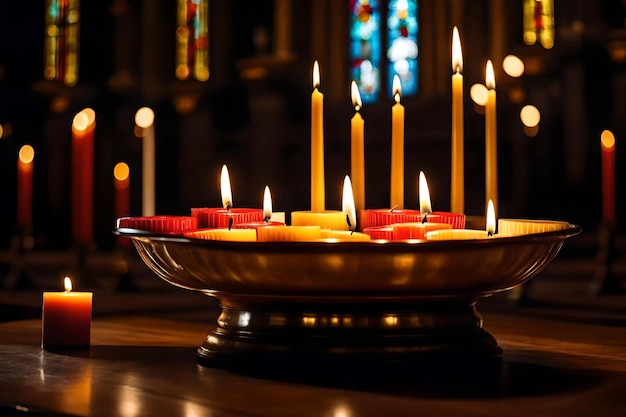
xmin=311 ymin=61 xmax=325 ymax=212
xmin=191 ymin=165 xmax=263 ymax=228
xmin=290 ymin=211 xmax=348 ymax=230
xmin=135 ymin=107 xmax=155 ymax=217
xmin=362 ymin=225 xmax=394 ymax=240
xmin=114 ymin=162 xmax=131 ymax=247
xmin=42 ymin=277 xmax=92 ymax=350
xmin=390 ymin=75 xmax=405 ymax=209
xmin=257 ymin=225 xmax=321 ymax=242
xmin=426 ymin=200 xmax=496 ymax=240
xmin=418 ymin=171 xmax=466 ymax=227
xmin=359 ymin=208 xmax=421 ymax=229
xmin=233 ymin=186 xmax=285 ymax=229
xmin=17 ymin=145 xmax=35 ymax=233
xmin=601 ymin=130 xmax=616 ymax=224
xmin=319 ymin=229 xmax=371 ymax=242
xmin=184 ymin=228 xmax=257 ymax=242
xmin=485 ymin=61 xmax=498 ymax=218
xmin=117 ymin=215 xmax=198 ymax=234
xmin=497 ymin=218 xmax=569 ymax=236
xmin=451 ymin=26 xmax=465 ymax=214
xmin=71 ymin=109 xmax=95 ymax=246
xmin=350 ymin=81 xmax=365 ymax=217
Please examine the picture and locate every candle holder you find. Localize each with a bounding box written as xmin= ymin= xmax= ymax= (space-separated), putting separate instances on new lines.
xmin=115 ymin=225 xmax=580 ymax=366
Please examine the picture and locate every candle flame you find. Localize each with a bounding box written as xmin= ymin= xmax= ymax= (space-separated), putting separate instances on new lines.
xmin=220 ymin=165 xmax=233 ymax=209
xmin=418 ymin=171 xmax=432 ymax=215
xmin=313 ymin=61 xmax=320 ymax=90
xmin=263 ymin=186 xmax=272 ymax=221
xmin=135 ymin=107 xmax=155 ymax=128
xmin=342 ymin=175 xmax=357 ymax=231
xmin=392 ymin=74 xmax=402 ymax=103
xmin=485 ymin=60 xmax=495 ymax=90
xmin=64 ymin=276 xmax=72 ymax=292
xmin=19 ymin=145 xmax=35 ymax=164
xmin=601 ymin=130 xmax=616 ymax=150
xmin=351 ymin=81 xmax=362 ymax=112
xmin=113 ymin=162 xmax=130 ymax=182
xmin=452 ymin=27 xmax=463 ymax=73
xmin=72 ymin=111 xmax=89 ymax=131
xmin=486 ymin=199 xmax=496 ymax=235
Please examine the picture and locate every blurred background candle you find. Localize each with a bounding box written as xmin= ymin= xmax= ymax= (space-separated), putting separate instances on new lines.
xmin=71 ymin=108 xmax=95 ymax=246
xmin=485 ymin=61 xmax=498 ymax=218
xmin=17 ymin=145 xmax=35 ymax=233
xmin=114 ymin=162 xmax=130 ymax=247
xmin=350 ymin=81 xmax=365 ymax=218
xmin=600 ymin=129 xmax=616 ymax=224
xmin=311 ymin=60 xmax=325 ymax=212
xmin=42 ymin=277 xmax=92 ymax=350
xmin=451 ymin=26 xmax=464 ymax=214
xmin=390 ymin=75 xmax=404 ymax=209
xmin=135 ymin=107 xmax=155 ymax=217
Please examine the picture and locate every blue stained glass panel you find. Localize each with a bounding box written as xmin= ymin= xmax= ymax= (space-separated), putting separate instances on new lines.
xmin=349 ymin=0 xmax=381 ymax=104
xmin=387 ymin=0 xmax=418 ymax=98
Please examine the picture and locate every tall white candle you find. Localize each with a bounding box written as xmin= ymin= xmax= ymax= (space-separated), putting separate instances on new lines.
xmin=135 ymin=107 xmax=155 ymax=216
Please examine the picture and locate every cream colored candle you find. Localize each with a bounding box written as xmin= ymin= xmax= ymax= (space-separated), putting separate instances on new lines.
xmin=390 ymin=75 xmax=404 ymax=209
xmin=135 ymin=107 xmax=155 ymax=216
xmin=350 ymin=81 xmax=365 ymax=216
xmin=485 ymin=61 xmax=498 ymax=218
xmin=451 ymin=26 xmax=464 ymax=214
xmin=311 ymin=61 xmax=325 ymax=212
xmin=257 ymin=225 xmax=321 ymax=242
xmin=497 ymin=219 xmax=569 ymax=236
xmin=185 ymin=228 xmax=257 ymax=242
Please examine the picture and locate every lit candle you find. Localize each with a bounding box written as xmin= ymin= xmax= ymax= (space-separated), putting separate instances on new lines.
xmin=601 ymin=130 xmax=616 ymax=224
xmin=451 ymin=26 xmax=464 ymax=214
xmin=485 ymin=61 xmax=498 ymax=218
xmin=42 ymin=277 xmax=92 ymax=350
xmin=17 ymin=145 xmax=35 ymax=233
xmin=390 ymin=75 xmax=405 ymax=209
xmin=426 ymin=200 xmax=496 ymax=240
xmin=233 ymin=186 xmax=284 ymax=229
xmin=418 ymin=171 xmax=466 ymax=227
xmin=350 ymin=81 xmax=365 ymax=217
xmin=257 ymin=225 xmax=321 ymax=242
xmin=191 ymin=165 xmax=263 ymax=228
xmin=311 ymin=60 xmax=325 ymax=212
xmin=343 ymin=175 xmax=357 ymax=232
xmin=135 ymin=107 xmax=155 ymax=217
xmin=184 ymin=228 xmax=257 ymax=242
xmin=114 ymin=162 xmax=131 ymax=247
xmin=71 ymin=109 xmax=95 ymax=246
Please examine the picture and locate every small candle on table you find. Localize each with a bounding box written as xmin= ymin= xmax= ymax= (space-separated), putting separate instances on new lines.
xmin=485 ymin=60 xmax=498 ymax=218
xmin=233 ymin=186 xmax=284 ymax=229
xmin=601 ymin=130 xmax=616 ymax=224
xmin=451 ymin=26 xmax=465 ymax=214
xmin=17 ymin=145 xmax=35 ymax=233
xmin=350 ymin=81 xmax=365 ymax=217
xmin=135 ymin=107 xmax=156 ymax=217
xmin=311 ymin=60 xmax=325 ymax=212
xmin=42 ymin=277 xmax=92 ymax=350
xmin=71 ymin=109 xmax=95 ymax=246
xmin=390 ymin=75 xmax=405 ymax=209
xmin=427 ymin=200 xmax=496 ymax=240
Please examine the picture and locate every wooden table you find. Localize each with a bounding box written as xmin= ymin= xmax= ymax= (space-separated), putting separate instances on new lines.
xmin=1 ymin=306 xmax=626 ymax=417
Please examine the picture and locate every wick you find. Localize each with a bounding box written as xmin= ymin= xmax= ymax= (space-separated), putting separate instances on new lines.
xmin=390 ymin=205 xmax=398 ymax=213
xmin=264 ymin=217 xmax=270 ymax=223
xmin=487 ymin=231 xmax=493 ymax=237
xmin=422 ymin=214 xmax=428 ymax=224
xmin=228 ymin=217 xmax=234 ymax=231
xmin=346 ymin=214 xmax=352 ymax=230
xmin=225 ymin=203 xmax=231 ymax=212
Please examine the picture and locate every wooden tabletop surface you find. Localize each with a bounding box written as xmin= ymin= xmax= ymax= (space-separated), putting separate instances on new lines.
xmin=1 ymin=300 xmax=626 ymax=417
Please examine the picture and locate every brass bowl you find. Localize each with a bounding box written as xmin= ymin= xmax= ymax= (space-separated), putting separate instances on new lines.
xmin=116 ymin=225 xmax=581 ymax=364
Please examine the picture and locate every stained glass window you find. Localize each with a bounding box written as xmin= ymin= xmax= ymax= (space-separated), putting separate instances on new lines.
xmin=386 ymin=0 xmax=418 ymax=98
xmin=523 ymin=0 xmax=554 ymax=49
xmin=176 ymin=0 xmax=210 ymax=82
xmin=350 ymin=0 xmax=381 ymax=104
xmin=44 ymin=0 xmax=80 ymax=86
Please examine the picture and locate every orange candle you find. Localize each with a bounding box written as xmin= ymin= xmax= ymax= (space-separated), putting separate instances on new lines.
xmin=601 ymin=130 xmax=616 ymax=224
xmin=390 ymin=75 xmax=404 ymax=209
xmin=135 ymin=107 xmax=156 ymax=216
xmin=311 ymin=61 xmax=325 ymax=212
xmin=71 ymin=109 xmax=95 ymax=246
xmin=114 ymin=162 xmax=131 ymax=247
xmin=451 ymin=26 xmax=465 ymax=214
xmin=42 ymin=277 xmax=92 ymax=350
xmin=350 ymin=81 xmax=365 ymax=217
xmin=485 ymin=61 xmax=498 ymax=218
xmin=17 ymin=145 xmax=35 ymax=232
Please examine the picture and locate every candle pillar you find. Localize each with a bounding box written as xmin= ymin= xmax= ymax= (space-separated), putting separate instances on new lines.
xmin=451 ymin=27 xmax=464 ymax=214
xmin=114 ymin=162 xmax=131 ymax=247
xmin=485 ymin=61 xmax=498 ymax=217
xmin=601 ymin=130 xmax=616 ymax=224
xmin=350 ymin=81 xmax=365 ymax=219
xmin=311 ymin=61 xmax=325 ymax=212
xmin=390 ymin=75 xmax=404 ymax=209
xmin=17 ymin=145 xmax=35 ymax=233
xmin=136 ymin=107 xmax=155 ymax=216
xmin=71 ymin=109 xmax=95 ymax=246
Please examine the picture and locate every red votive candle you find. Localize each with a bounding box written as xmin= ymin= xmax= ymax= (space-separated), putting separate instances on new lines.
xmin=359 ymin=209 xmax=421 ymax=230
xmin=117 ymin=215 xmax=198 ymax=234
xmin=392 ymin=222 xmax=453 ymax=240
xmin=233 ymin=220 xmax=284 ymax=229
xmin=191 ymin=207 xmax=263 ymax=229
xmin=42 ymin=277 xmax=92 ymax=350
xmin=422 ymin=212 xmax=466 ymax=229
xmin=363 ymin=225 xmax=394 ymax=240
